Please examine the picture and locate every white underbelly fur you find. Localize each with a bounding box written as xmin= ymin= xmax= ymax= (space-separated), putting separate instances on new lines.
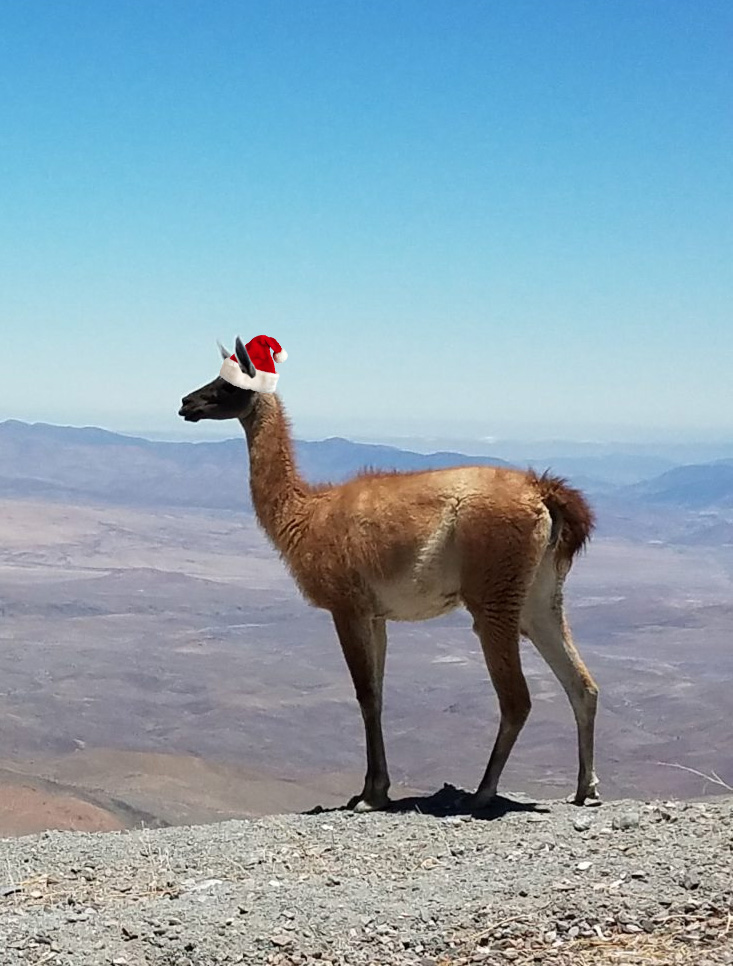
xmin=371 ymin=517 xmax=461 ymax=621
xmin=373 ymin=575 xmax=461 ymax=621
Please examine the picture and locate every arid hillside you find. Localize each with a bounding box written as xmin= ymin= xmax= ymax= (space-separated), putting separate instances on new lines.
xmin=0 ymin=420 xmax=732 ymax=833
xmin=0 ymin=483 xmax=731 ymax=834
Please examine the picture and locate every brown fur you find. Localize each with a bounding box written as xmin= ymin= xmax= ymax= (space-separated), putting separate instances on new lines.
xmin=531 ymin=469 xmax=595 ymax=563
xmin=179 ymin=384 xmax=600 ymax=811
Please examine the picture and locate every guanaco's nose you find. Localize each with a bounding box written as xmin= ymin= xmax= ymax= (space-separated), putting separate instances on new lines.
xmin=178 ymin=394 xmax=198 ymax=417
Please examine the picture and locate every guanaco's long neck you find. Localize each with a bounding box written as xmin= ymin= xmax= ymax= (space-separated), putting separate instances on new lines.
xmin=240 ymin=394 xmax=311 ymax=553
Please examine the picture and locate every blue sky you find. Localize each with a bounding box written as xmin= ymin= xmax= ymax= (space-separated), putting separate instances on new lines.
xmin=0 ymin=0 xmax=730 ymax=441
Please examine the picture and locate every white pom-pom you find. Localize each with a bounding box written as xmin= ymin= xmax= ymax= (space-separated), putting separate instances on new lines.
xmin=273 ymin=349 xmax=288 ymax=363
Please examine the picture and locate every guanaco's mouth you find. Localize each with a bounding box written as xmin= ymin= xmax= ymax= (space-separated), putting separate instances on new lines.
xmin=178 ymin=404 xmax=202 ymax=422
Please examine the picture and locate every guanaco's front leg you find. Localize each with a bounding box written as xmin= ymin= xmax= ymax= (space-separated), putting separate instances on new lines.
xmin=331 ymin=611 xmax=390 ymax=810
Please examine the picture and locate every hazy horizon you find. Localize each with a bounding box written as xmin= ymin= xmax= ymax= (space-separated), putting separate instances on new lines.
xmin=5 ymin=413 xmax=733 ymax=465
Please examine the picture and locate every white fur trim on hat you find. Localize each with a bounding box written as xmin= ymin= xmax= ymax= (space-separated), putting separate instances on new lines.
xmin=219 ymin=358 xmax=280 ymax=393
xmin=273 ymin=349 xmax=288 ymax=363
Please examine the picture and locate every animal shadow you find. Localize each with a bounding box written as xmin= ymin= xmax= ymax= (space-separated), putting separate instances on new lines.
xmin=305 ymin=783 xmax=551 ymax=821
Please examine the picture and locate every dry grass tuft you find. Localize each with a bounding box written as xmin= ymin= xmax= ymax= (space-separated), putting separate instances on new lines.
xmin=444 ymin=908 xmax=732 ymax=966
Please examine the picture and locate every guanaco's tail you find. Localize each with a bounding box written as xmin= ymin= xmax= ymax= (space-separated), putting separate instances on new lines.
xmin=532 ymin=470 xmax=595 ymax=565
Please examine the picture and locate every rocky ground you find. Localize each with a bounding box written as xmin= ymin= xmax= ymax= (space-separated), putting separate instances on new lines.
xmin=0 ymin=788 xmax=731 ymax=966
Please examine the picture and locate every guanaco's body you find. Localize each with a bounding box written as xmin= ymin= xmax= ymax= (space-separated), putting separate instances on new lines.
xmin=180 ymin=339 xmax=599 ymax=811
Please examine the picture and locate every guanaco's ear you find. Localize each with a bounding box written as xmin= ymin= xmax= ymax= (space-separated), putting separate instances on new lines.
xmin=234 ymin=337 xmax=256 ymax=378
xmin=217 ymin=341 xmax=231 ymax=361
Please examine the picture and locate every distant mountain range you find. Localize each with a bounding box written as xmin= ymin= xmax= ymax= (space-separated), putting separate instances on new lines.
xmin=294 ymin=436 xmax=508 ymax=481
xmin=625 ymin=461 xmax=733 ymax=509
xmin=1 ymin=419 xmax=732 ymax=515
xmin=0 ymin=420 xmax=506 ymax=512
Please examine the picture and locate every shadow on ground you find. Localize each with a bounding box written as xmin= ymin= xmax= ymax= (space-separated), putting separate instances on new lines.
xmin=305 ymin=783 xmax=551 ymax=820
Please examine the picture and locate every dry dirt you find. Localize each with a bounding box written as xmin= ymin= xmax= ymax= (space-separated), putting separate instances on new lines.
xmin=0 ymin=793 xmax=731 ymax=965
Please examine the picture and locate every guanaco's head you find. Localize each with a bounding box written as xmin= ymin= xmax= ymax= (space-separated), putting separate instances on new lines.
xmin=179 ymin=337 xmax=258 ymax=422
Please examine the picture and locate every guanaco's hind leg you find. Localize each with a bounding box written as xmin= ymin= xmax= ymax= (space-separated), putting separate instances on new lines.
xmin=522 ymin=559 xmax=600 ymax=804
xmin=467 ymin=606 xmax=531 ymax=809
xmin=331 ymin=611 xmax=390 ymax=811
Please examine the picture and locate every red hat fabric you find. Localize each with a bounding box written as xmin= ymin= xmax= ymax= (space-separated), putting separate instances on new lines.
xmin=243 ymin=335 xmax=287 ymax=374
xmin=219 ymin=334 xmax=287 ymax=393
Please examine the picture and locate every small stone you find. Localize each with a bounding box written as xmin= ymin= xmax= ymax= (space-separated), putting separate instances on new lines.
xmin=612 ymin=810 xmax=641 ymax=830
xmin=187 ymin=877 xmax=224 ymax=892
xmin=576 ymin=861 xmax=592 ymax=872
xmin=573 ymin=815 xmax=593 ymax=832
xmin=681 ymin=871 xmax=701 ymax=890
xmin=271 ymin=935 xmax=293 ymax=947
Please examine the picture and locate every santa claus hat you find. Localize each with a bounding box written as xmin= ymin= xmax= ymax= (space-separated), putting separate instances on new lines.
xmin=218 ymin=335 xmax=287 ymax=393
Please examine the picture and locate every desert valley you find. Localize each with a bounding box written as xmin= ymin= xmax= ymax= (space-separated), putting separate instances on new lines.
xmin=0 ymin=419 xmax=731 ymax=835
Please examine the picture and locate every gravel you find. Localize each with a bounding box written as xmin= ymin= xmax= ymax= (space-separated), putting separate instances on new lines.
xmin=0 ymin=789 xmax=731 ymax=965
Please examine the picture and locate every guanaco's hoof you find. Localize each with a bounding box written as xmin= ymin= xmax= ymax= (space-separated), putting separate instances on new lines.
xmin=468 ymin=791 xmax=497 ymax=814
xmin=347 ymin=793 xmax=390 ymax=812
